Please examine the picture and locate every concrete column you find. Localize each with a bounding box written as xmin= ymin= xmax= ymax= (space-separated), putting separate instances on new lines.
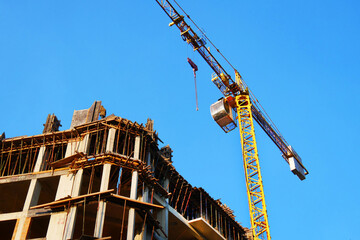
xmin=153 ymin=191 xmax=169 ymax=240
xmin=33 ymin=146 xmax=46 ymax=172
xmin=78 ymin=134 xmax=90 ymax=154
xmin=127 ymin=136 xmax=141 ymax=240
xmin=105 ymin=128 xmax=116 ymax=153
xmin=46 ymin=169 xmax=84 ymax=240
xmin=127 ymin=170 xmax=139 ymax=240
xmin=46 ymin=211 xmax=68 ymax=240
xmin=135 ymin=152 xmax=151 ymax=240
xmin=159 ymin=178 xmax=169 ymax=238
xmin=62 ymin=169 xmax=83 ymax=240
xmin=13 ymin=146 xmax=46 ymax=240
xmin=46 ymin=135 xmax=88 ymax=240
xmin=65 ymin=140 xmax=78 ymax=157
xmin=93 ymin=163 xmax=111 ymax=238
xmin=93 ymin=128 xmax=115 ymax=237
xmin=23 ymin=181 xmax=41 ymax=211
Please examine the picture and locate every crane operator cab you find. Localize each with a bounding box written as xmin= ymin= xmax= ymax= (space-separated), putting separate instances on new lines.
xmin=210 ymin=98 xmax=237 ymax=133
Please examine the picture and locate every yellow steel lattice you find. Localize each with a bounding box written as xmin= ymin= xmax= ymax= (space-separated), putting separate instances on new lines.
xmin=236 ymin=94 xmax=271 ymax=240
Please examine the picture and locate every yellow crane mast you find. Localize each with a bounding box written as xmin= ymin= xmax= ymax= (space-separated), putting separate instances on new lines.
xmin=155 ymin=1 xmax=309 ymax=239
xmin=236 ymin=92 xmax=270 ymax=238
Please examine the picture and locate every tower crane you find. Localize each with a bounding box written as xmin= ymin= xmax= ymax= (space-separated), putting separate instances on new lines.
xmin=155 ymin=1 xmax=309 ymax=239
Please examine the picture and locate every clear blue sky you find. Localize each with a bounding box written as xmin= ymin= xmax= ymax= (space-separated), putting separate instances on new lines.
xmin=1 ymin=1 xmax=359 ymax=239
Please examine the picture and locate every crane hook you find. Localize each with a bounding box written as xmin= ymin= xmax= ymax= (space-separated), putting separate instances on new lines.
xmin=187 ymin=58 xmax=199 ymax=111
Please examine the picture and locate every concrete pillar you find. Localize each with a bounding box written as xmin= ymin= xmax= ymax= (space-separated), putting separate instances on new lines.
xmin=127 ymin=170 xmax=139 ymax=240
xmin=46 ymin=168 xmax=84 ymax=240
xmin=78 ymin=134 xmax=90 ymax=154
xmin=46 ymin=211 xmax=68 ymax=240
xmin=65 ymin=140 xmax=78 ymax=157
xmin=13 ymin=146 xmax=46 ymax=240
xmin=93 ymin=163 xmax=111 ymax=238
xmin=33 ymin=146 xmax=46 ymax=172
xmin=127 ymin=136 xmax=141 ymax=240
xmin=153 ymin=190 xmax=169 ymax=240
xmin=46 ymin=134 xmax=88 ymax=240
xmin=106 ymin=128 xmax=116 ymax=153
xmin=62 ymin=169 xmax=83 ymax=240
xmin=94 ymin=128 xmax=115 ymax=237
xmin=135 ymin=151 xmax=151 ymax=240
xmin=159 ymin=178 xmax=169 ymax=238
xmin=23 ymin=180 xmax=41 ymax=211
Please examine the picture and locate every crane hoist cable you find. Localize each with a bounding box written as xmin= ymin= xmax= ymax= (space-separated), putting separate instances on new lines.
xmin=187 ymin=57 xmax=199 ymax=111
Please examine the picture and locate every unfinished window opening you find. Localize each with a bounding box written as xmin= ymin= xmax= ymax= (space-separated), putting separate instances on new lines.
xmin=0 ymin=146 xmax=40 ymax=177
xmin=136 ymin=180 xmax=146 ymax=202
xmin=79 ymin=166 xmax=103 ymax=195
xmin=186 ymin=190 xmax=202 ymax=221
xmin=223 ymin=217 xmax=228 ymax=238
xmin=43 ymin=143 xmax=67 ymax=171
xmin=0 ymin=180 xmax=30 ymax=213
xmin=108 ymin=167 xmax=138 ymax=198
xmin=114 ymin=130 xmax=125 ymax=155
xmin=114 ymin=130 xmax=135 ymax=157
xmin=102 ymin=202 xmax=129 ymax=239
xmin=154 ymin=160 xmax=168 ymax=189
xmin=168 ymin=179 xmax=175 ymax=204
xmin=133 ymin=209 xmax=147 ymax=239
xmin=108 ymin=166 xmax=120 ymax=193
xmin=115 ymin=168 xmax=132 ymax=198
xmin=189 ymin=200 xmax=199 ymax=220
xmin=136 ymin=134 xmax=147 ymax=163
xmin=177 ymin=186 xmax=189 ymax=213
xmin=88 ymin=129 xmax=107 ymax=156
xmin=132 ymin=133 xmax=147 ymax=163
xmin=220 ymin=215 xmax=225 ymax=235
xmin=186 ymin=200 xmax=194 ymax=220
xmin=36 ymin=176 xmax=60 ymax=206
xmin=169 ymin=177 xmax=186 ymax=211
xmin=0 ymin=219 xmax=16 ymax=240
xmin=26 ymin=215 xmax=50 ymax=239
xmin=72 ymin=202 xmax=98 ymax=239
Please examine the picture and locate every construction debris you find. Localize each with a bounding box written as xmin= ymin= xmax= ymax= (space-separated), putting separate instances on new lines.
xmin=43 ymin=113 xmax=62 ymax=133
xmin=70 ymin=101 xmax=106 ymax=129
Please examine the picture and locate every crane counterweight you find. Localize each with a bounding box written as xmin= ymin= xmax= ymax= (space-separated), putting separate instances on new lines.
xmin=287 ymin=146 xmax=306 ymax=180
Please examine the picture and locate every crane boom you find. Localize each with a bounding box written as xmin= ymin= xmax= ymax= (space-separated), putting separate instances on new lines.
xmin=155 ymin=0 xmax=308 ymax=177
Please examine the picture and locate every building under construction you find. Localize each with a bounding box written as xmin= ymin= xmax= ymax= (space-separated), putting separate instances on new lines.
xmin=0 ymin=101 xmax=250 ymax=240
